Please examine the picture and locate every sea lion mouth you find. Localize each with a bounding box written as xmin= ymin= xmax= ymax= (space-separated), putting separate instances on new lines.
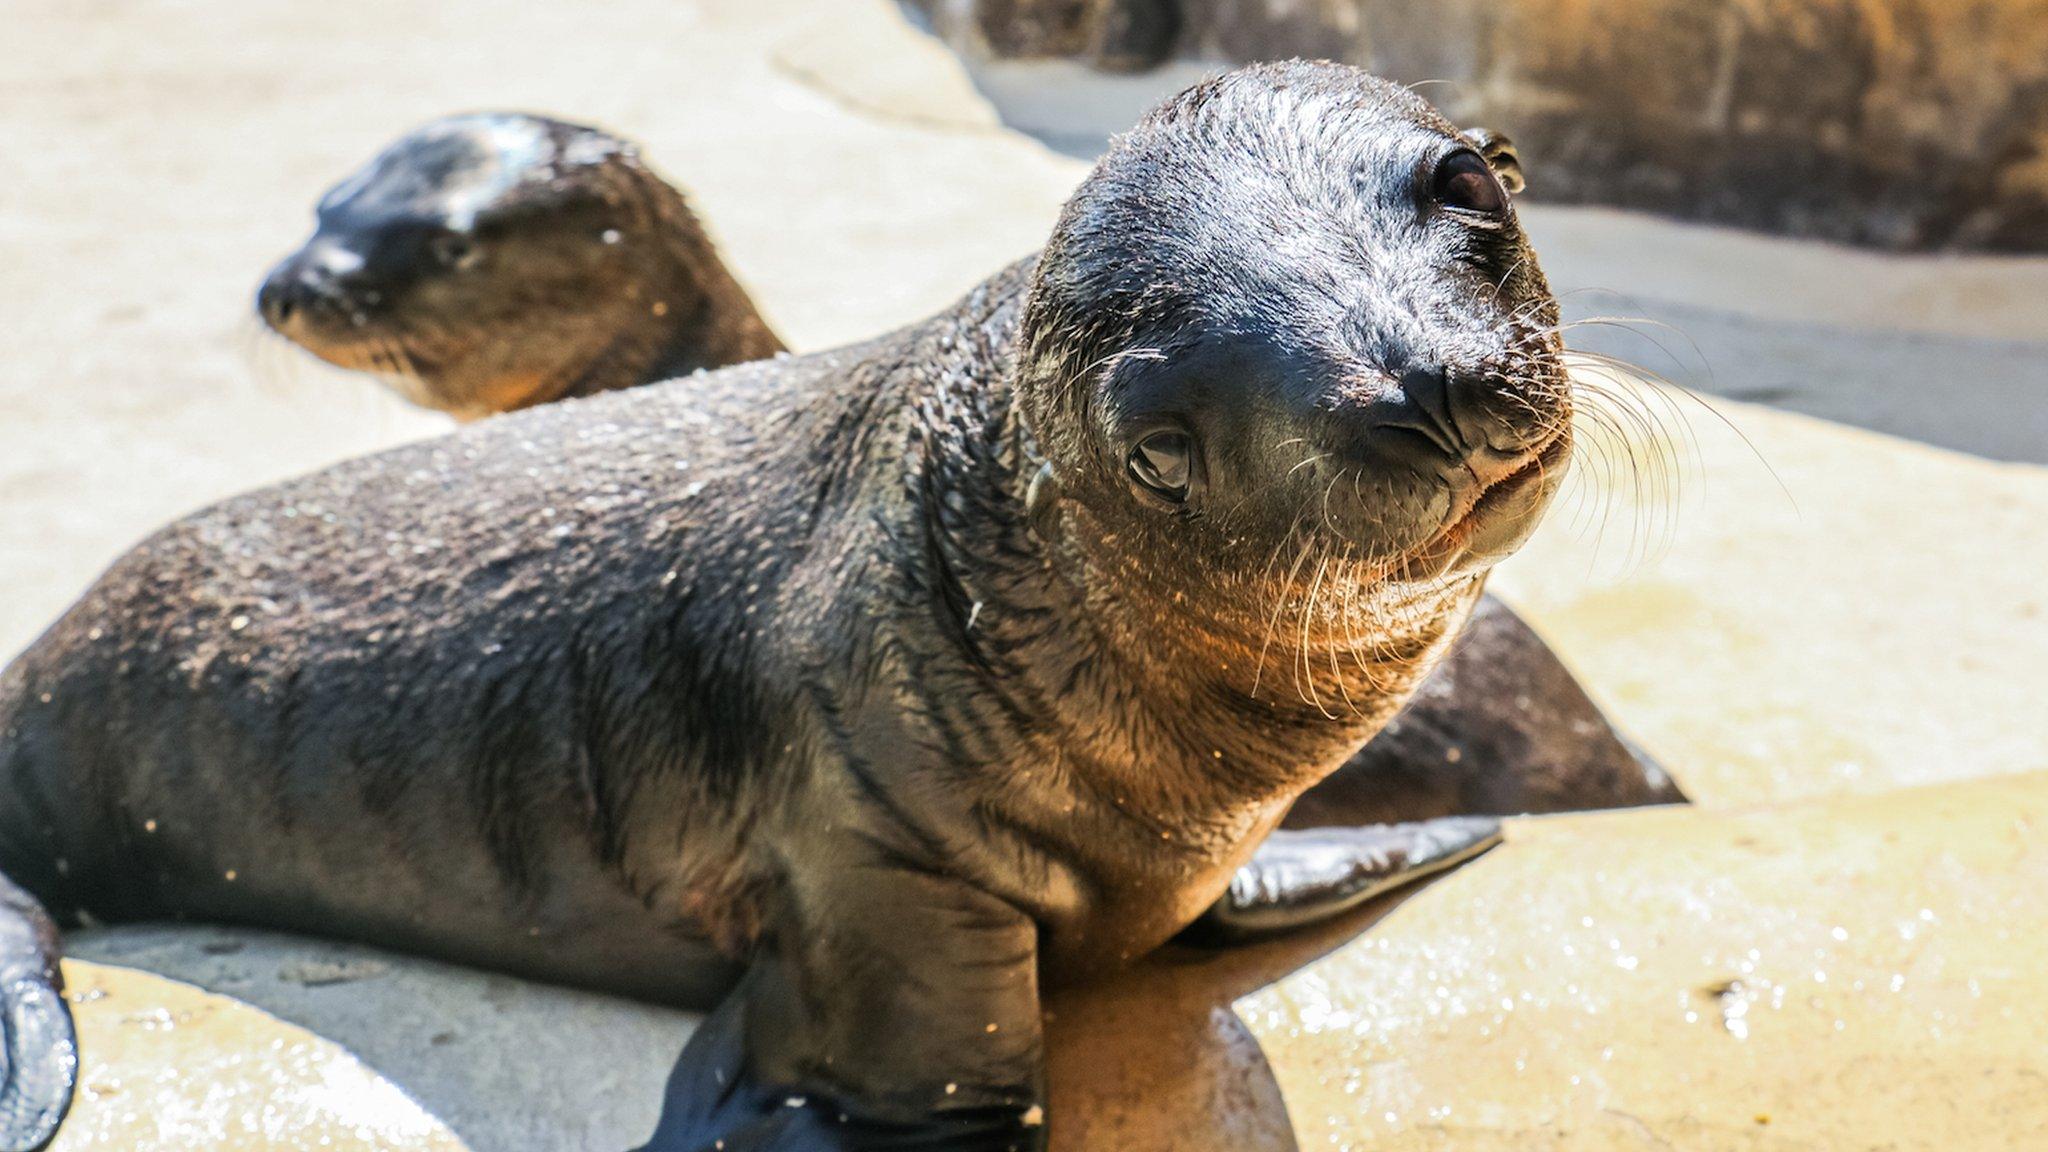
xmin=1396 ymin=429 xmax=1572 ymax=581
xmin=265 ymin=325 xmax=452 ymax=410
xmin=1455 ymin=431 xmax=1570 ymax=530
xmin=279 ymin=327 xmax=427 ymax=377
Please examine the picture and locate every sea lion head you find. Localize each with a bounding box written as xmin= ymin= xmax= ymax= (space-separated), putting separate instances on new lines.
xmin=257 ymin=113 xmax=701 ymax=419
xmin=1019 ymin=62 xmax=1569 ymax=685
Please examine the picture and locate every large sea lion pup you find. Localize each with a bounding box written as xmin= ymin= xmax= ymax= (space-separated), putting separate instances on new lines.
xmin=256 ymin=112 xmax=783 ymax=419
xmin=8 ymin=63 xmax=1576 ymax=1150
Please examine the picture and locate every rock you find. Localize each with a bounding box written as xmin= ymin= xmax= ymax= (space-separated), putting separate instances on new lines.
xmin=909 ymin=0 xmax=2048 ymax=252
xmin=912 ymin=0 xmax=1182 ymax=72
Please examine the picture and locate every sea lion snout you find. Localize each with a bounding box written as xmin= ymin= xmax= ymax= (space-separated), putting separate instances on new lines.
xmin=1097 ymin=338 xmax=1562 ymax=530
xmin=257 ymin=236 xmax=372 ymax=333
xmin=1313 ymin=358 xmax=1564 ymax=480
xmin=1309 ymin=357 xmax=1572 ymax=572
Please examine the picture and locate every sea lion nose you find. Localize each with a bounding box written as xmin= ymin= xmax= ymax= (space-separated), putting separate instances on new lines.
xmin=1364 ymin=364 xmax=1541 ymax=492
xmin=256 ymin=260 xmax=303 ymax=330
xmin=257 ymin=240 xmax=368 ymax=332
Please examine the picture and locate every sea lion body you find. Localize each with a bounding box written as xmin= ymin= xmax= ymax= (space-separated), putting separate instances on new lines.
xmin=10 ymin=64 xmax=1600 ymax=1150
xmin=257 ymin=113 xmax=782 ymax=418
xmin=3 ymin=312 xmax=942 ymax=1003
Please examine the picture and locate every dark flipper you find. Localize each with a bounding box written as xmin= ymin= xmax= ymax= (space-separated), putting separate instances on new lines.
xmin=637 ymin=866 xmax=1046 ymax=1152
xmin=1284 ymin=595 xmax=1684 ymax=831
xmin=1188 ymin=817 xmax=1502 ymax=945
xmin=0 ymin=874 xmax=74 ymax=1152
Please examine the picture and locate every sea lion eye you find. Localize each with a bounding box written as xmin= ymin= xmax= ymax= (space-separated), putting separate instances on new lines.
xmin=1431 ymin=150 xmax=1508 ymax=216
xmin=1128 ymin=430 xmax=1193 ymax=503
xmin=429 ymin=232 xmax=482 ymax=270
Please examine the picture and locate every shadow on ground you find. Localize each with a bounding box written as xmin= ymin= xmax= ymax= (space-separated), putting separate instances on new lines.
xmin=72 ymin=880 xmax=1441 ymax=1152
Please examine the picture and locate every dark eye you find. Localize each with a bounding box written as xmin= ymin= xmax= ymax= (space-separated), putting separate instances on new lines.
xmin=1128 ymin=430 xmax=1193 ymax=503
xmin=1431 ymin=150 xmax=1508 ymax=216
xmin=429 ymin=232 xmax=481 ymax=270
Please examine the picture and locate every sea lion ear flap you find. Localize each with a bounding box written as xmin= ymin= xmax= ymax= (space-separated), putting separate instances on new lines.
xmin=1025 ymin=462 xmax=1064 ymax=543
xmin=1465 ymin=128 xmax=1526 ymax=196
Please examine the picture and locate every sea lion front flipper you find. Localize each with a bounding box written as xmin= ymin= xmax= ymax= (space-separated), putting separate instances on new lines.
xmin=1186 ymin=818 xmax=1502 ymax=946
xmin=0 ymin=874 xmax=74 ymax=1152
xmin=636 ymin=867 xmax=1047 ymax=1152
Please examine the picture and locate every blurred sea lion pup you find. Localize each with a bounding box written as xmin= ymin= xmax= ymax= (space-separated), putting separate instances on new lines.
xmin=10 ymin=63 xmax=1582 ymax=1151
xmin=256 ymin=112 xmax=783 ymax=419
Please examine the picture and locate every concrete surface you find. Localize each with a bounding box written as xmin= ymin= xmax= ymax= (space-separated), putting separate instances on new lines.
xmin=1491 ymin=397 xmax=2048 ymax=807
xmin=49 ymin=964 xmax=467 ymax=1151
xmin=3 ymin=0 xmax=2046 ymax=1149
xmin=1246 ymin=771 xmax=2048 ymax=1151
xmin=67 ymin=769 xmax=2048 ymax=1152
xmin=66 ymin=930 xmax=691 ymax=1152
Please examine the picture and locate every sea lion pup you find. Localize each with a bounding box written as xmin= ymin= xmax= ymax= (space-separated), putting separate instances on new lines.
xmin=256 ymin=112 xmax=783 ymax=420
xmin=259 ymin=112 xmax=1677 ymax=828
xmin=5 ymin=63 xmax=1573 ymax=1151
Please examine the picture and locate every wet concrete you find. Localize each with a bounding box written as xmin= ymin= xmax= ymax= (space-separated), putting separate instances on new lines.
xmin=66 ymin=770 xmax=2048 ymax=1151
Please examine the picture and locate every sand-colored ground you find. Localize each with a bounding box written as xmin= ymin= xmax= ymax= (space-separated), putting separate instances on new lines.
xmin=51 ymin=967 xmax=465 ymax=1152
xmin=5 ymin=1 xmax=2047 ymax=1149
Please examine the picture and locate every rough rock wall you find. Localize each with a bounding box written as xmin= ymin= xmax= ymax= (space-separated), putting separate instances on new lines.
xmin=909 ymin=0 xmax=2048 ymax=251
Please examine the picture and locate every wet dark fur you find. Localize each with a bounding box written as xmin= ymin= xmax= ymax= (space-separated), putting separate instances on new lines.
xmin=6 ymin=64 xmax=1667 ymax=1150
